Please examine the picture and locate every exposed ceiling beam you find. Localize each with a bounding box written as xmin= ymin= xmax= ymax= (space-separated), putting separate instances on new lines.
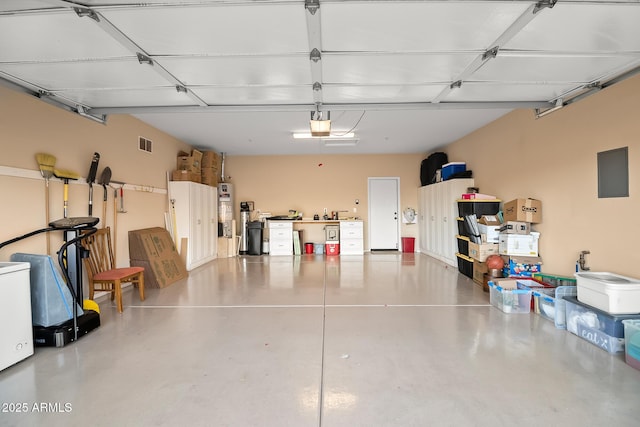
xmin=88 ymin=100 xmax=552 ymax=115
xmin=72 ymin=7 xmax=208 ymax=107
xmin=305 ymin=0 xmax=324 ymax=108
xmin=0 ymin=75 xmax=107 ymax=123
xmin=432 ymin=0 xmax=555 ymax=103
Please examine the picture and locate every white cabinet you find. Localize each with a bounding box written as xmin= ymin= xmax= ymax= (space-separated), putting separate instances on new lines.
xmin=339 ymin=221 xmax=364 ymax=255
xmin=268 ymin=221 xmax=293 ymax=256
xmin=168 ymin=181 xmax=218 ymax=271
xmin=418 ymin=178 xmax=473 ymax=266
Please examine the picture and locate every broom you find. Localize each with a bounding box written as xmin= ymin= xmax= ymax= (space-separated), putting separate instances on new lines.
xmin=36 ymin=153 xmax=56 ymax=254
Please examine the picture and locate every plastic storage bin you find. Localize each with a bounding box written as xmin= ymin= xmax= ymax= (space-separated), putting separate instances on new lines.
xmin=532 ymin=273 xmax=577 ymax=288
xmin=314 ymin=243 xmax=324 ymax=255
xmin=441 ymin=162 xmax=466 ymax=180
xmin=517 ymin=278 xmax=555 ymax=310
xmin=456 ymin=253 xmax=473 ymax=278
xmin=456 ymin=235 xmax=470 ymax=256
xmin=622 ymin=319 xmax=640 ymax=370
xmin=457 ymin=200 xmax=501 ymax=217
xmin=564 ymin=296 xmax=640 ymax=353
xmin=489 ymin=281 xmax=532 ymax=314
xmin=534 ymin=286 xmax=577 ymax=329
xmin=498 ymin=232 xmax=540 ymax=257
xmin=457 ymin=218 xmax=470 ymax=238
xmin=575 ymin=271 xmax=640 ymax=314
xmin=325 ymin=243 xmax=340 ymax=256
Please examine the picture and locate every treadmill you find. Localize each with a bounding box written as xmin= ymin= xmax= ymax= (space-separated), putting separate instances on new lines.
xmin=0 ymin=217 xmax=100 ymax=347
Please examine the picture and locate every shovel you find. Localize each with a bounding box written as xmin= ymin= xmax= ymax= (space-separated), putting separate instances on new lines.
xmin=86 ymin=152 xmax=100 ymax=216
xmin=98 ymin=167 xmax=111 ymax=228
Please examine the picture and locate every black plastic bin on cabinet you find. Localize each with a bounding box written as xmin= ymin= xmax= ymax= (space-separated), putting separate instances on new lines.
xmin=247 ymin=221 xmax=263 ymax=255
xmin=457 ymin=200 xmax=501 ymax=217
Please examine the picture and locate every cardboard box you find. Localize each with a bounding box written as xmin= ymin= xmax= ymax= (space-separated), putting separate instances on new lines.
xmin=503 ymin=198 xmax=542 ymax=223
xmin=491 ymin=278 xmax=519 ymax=290
xmin=128 ymin=227 xmax=188 ymax=288
xmin=499 ymin=232 xmax=540 ymax=256
xmin=505 ymin=256 xmax=542 ymax=277
xmin=171 ymin=169 xmax=201 ymax=183
xmin=201 ymin=151 xmax=220 ymax=169
xmin=130 ymin=258 xmax=186 ymax=289
xmin=473 ymin=261 xmax=488 ymax=285
xmin=461 ymin=193 xmax=497 ymax=200
xmin=499 ymin=221 xmax=530 ymax=234
xmin=478 ymin=224 xmax=500 ymax=243
xmin=478 ymin=215 xmax=500 ymax=225
xmin=217 ymin=236 xmax=236 ymax=258
xmin=177 ymin=149 xmax=203 ymax=173
xmin=201 ymin=167 xmax=218 ymax=187
xmin=469 ymin=242 xmax=499 ymax=262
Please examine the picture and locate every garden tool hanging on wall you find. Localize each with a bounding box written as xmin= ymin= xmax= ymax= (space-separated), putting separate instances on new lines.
xmin=35 ymin=153 xmax=57 ymax=254
xmin=86 ymin=152 xmax=100 ymax=216
xmin=98 ymin=166 xmax=111 ymax=228
xmin=109 ymin=180 xmax=126 ymax=262
xmin=53 ymin=168 xmax=79 ymax=218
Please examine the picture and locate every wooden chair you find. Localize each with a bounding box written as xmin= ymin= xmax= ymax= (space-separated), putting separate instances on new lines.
xmin=81 ymin=227 xmax=145 ymax=313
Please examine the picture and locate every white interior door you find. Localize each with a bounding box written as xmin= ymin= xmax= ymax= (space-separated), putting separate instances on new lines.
xmin=368 ymin=177 xmax=400 ymax=250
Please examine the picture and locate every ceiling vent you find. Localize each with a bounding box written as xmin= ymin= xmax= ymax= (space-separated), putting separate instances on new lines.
xmin=138 ymin=136 xmax=152 ymax=153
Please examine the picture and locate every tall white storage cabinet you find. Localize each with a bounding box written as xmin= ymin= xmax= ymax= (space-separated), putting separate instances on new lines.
xmin=168 ymin=181 xmax=218 ymax=271
xmin=418 ymin=178 xmax=474 ymax=267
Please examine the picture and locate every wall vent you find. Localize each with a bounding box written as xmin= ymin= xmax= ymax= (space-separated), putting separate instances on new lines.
xmin=138 ymin=136 xmax=153 ymax=153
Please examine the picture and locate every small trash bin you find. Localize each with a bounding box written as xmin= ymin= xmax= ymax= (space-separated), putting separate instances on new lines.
xmin=304 ymin=243 xmax=314 ymax=254
xmin=401 ymin=237 xmax=415 ymax=253
xmin=247 ymin=221 xmax=263 ymax=255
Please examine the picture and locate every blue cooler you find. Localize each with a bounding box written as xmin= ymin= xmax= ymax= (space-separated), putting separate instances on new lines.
xmin=441 ymin=162 xmax=466 ymax=180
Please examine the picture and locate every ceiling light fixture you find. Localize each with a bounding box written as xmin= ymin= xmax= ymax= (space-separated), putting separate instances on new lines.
xmin=323 ymin=140 xmax=359 ymax=147
xmin=310 ymin=108 xmax=330 ymax=136
xmin=292 ymin=132 xmax=355 ymax=139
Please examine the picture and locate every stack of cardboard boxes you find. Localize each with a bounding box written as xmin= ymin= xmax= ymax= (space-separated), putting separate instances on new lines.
xmin=172 ymin=149 xmax=203 ymax=183
xmin=499 ymin=198 xmax=542 ymax=278
xmin=171 ymin=149 xmax=220 ymax=187
xmin=200 ymin=151 xmax=220 ymax=187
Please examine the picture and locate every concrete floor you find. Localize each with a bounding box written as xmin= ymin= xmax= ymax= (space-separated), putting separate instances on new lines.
xmin=1 ymin=252 xmax=639 ymax=426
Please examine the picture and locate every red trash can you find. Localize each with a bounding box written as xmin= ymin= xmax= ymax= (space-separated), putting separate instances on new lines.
xmin=401 ymin=237 xmax=415 ymax=253
xmin=305 ymin=243 xmax=314 ymax=254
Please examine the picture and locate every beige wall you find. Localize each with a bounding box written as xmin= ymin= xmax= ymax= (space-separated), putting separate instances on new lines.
xmin=224 ymin=154 xmax=423 ymax=247
xmin=5 ymin=71 xmax=637 ymax=277
xmin=445 ymin=74 xmax=640 ymax=277
xmin=0 ymin=84 xmax=191 ymax=265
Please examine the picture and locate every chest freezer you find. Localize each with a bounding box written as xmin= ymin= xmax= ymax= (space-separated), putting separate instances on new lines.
xmin=0 ymin=262 xmax=34 ymax=371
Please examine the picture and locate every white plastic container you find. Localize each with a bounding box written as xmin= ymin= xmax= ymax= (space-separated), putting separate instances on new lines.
xmin=576 ymin=272 xmax=640 ymax=314
xmin=498 ymin=232 xmax=540 ymax=256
